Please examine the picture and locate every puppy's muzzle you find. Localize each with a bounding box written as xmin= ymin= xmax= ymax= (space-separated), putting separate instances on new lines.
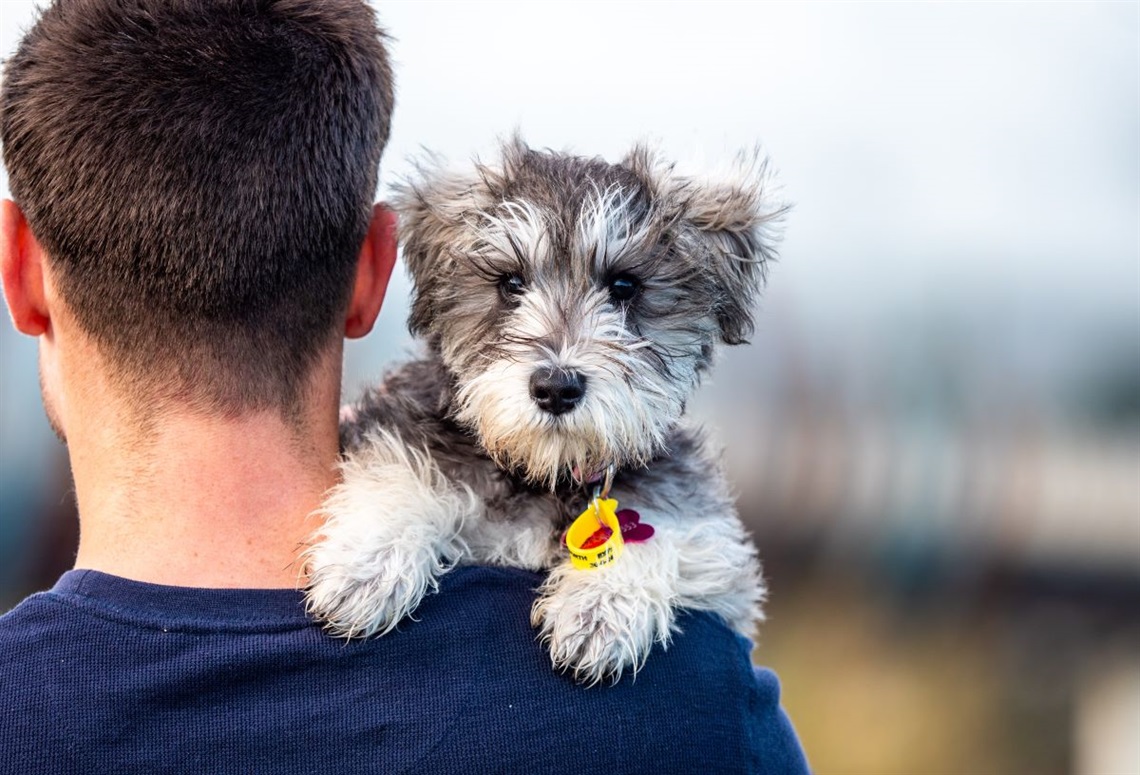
xmin=529 ymin=368 xmax=586 ymax=416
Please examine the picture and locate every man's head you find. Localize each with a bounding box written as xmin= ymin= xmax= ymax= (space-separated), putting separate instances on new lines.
xmin=0 ymin=0 xmax=396 ymax=424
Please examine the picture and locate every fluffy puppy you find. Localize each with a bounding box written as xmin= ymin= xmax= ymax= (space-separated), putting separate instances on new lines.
xmin=304 ymin=138 xmax=784 ymax=685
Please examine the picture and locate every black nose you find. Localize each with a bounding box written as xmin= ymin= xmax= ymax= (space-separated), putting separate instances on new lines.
xmin=529 ymin=369 xmax=586 ymax=416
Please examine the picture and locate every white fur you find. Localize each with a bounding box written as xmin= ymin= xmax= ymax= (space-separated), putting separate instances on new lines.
xmin=303 ymin=430 xmax=479 ymax=638
xmin=307 ymin=432 xmax=765 ymax=684
xmin=469 ymin=199 xmax=552 ymax=268
xmin=577 ymin=185 xmax=659 ymax=275
xmin=453 ymin=288 xmax=683 ymax=488
xmin=305 ymin=142 xmax=776 ymax=684
xmin=531 ymin=503 xmax=763 ymax=685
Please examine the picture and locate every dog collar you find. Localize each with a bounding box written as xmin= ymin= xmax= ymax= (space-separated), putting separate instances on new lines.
xmin=570 ymin=464 xmax=612 ymax=493
xmin=564 ymin=464 xmax=653 ymax=569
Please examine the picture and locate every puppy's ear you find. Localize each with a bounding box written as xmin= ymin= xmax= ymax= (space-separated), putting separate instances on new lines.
xmin=389 ymin=154 xmax=495 ymax=336
xmin=499 ymin=131 xmax=532 ymax=178
xmin=391 ymin=138 xmax=528 ymax=337
xmin=626 ymin=146 xmax=787 ymax=345
xmin=684 ymin=151 xmax=785 ymax=345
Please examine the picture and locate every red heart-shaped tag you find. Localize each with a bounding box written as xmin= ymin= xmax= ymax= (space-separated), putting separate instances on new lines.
xmin=562 ymin=505 xmax=655 ymax=552
xmin=616 ymin=509 xmax=654 ymax=543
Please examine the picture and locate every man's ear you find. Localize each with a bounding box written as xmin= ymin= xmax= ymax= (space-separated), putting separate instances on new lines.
xmin=0 ymin=200 xmax=51 ymax=337
xmin=345 ymin=203 xmax=398 ymax=339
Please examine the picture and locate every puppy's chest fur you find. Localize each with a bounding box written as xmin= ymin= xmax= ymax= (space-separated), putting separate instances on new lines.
xmin=341 ymin=354 xmax=733 ymax=569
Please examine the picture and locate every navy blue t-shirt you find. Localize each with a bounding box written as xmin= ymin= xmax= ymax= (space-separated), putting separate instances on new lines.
xmin=1 ymin=567 xmax=808 ymax=774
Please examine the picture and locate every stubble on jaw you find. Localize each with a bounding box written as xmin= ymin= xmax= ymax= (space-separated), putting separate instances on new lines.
xmin=39 ymin=355 xmax=66 ymax=445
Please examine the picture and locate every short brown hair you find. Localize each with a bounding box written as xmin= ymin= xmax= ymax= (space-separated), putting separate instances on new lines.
xmin=1 ymin=0 xmax=395 ymax=413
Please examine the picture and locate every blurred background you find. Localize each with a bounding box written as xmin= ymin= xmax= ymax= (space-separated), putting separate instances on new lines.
xmin=1 ymin=2 xmax=1137 ymax=772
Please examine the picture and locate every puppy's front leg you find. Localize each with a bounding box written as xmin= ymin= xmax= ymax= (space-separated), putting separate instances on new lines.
xmin=531 ymin=531 xmax=678 ymax=686
xmin=531 ymin=510 xmax=765 ymax=685
xmin=672 ymin=511 xmax=766 ymax=637
xmin=303 ymin=430 xmax=479 ymax=638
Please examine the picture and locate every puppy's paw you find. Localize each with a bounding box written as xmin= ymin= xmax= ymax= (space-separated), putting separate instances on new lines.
xmin=301 ymin=430 xmax=477 ymax=638
xmin=304 ymin=540 xmax=451 ymax=638
xmin=531 ymin=565 xmax=675 ymax=685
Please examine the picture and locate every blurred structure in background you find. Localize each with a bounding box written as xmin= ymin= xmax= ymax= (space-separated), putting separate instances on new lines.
xmin=695 ymin=303 xmax=1139 ymax=774
xmin=2 ymin=2 xmax=1136 ymax=773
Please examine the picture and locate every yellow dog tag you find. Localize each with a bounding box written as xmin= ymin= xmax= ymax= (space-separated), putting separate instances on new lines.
xmin=565 ymin=497 xmax=625 ymax=570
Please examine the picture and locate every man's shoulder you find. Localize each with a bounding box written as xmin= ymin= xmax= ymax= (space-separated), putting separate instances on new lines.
xmin=410 ymin=566 xmax=810 ymax=773
xmin=0 ymin=567 xmax=808 ymax=774
xmin=0 ymin=585 xmax=74 ymax=651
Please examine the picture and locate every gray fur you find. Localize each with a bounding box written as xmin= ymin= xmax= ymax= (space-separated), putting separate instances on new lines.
xmin=305 ymin=139 xmax=785 ymax=684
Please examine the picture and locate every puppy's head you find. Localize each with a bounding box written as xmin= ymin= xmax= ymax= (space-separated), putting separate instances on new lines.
xmin=392 ymin=138 xmax=785 ymax=487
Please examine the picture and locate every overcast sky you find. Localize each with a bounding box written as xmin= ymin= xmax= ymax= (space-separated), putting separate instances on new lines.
xmin=372 ymin=3 xmax=1137 ymax=299
xmin=1 ymin=1 xmax=1137 ymax=470
xmin=2 ymin=2 xmax=1135 ymax=312
xmin=371 ymin=2 xmax=1137 ymax=379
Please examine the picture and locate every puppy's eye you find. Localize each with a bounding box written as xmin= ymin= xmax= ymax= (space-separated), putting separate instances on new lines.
xmin=608 ymin=273 xmax=640 ymax=303
xmin=498 ymin=273 xmax=526 ymax=300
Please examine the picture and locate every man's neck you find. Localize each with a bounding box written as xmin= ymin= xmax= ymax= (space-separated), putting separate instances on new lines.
xmin=71 ymin=408 xmax=338 ymax=589
xmin=59 ymin=343 xmax=344 ymax=589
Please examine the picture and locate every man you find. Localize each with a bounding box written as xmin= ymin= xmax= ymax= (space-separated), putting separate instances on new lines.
xmin=0 ymin=1 xmax=808 ymax=772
